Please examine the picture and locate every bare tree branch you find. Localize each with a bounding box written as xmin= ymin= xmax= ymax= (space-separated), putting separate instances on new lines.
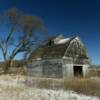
xmin=0 ymin=8 xmax=47 ymax=73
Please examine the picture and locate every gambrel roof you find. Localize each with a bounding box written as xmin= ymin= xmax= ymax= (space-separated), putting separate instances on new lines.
xmin=29 ymin=35 xmax=89 ymax=62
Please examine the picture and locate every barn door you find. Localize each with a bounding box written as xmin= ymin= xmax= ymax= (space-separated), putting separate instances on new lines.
xmin=73 ymin=66 xmax=83 ymax=77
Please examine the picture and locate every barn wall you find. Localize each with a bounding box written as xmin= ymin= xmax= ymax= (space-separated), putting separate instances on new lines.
xmin=27 ymin=57 xmax=90 ymax=78
xmin=62 ymin=57 xmax=73 ymax=78
xmin=27 ymin=60 xmax=43 ymax=77
xmin=82 ymin=64 xmax=90 ymax=77
xmin=27 ymin=58 xmax=63 ymax=78
xmin=42 ymin=59 xmax=63 ymax=78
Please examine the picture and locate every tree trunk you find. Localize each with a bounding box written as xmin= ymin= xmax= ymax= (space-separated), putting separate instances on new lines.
xmin=4 ymin=60 xmax=13 ymax=74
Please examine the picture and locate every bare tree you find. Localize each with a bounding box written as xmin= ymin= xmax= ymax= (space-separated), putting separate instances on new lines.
xmin=0 ymin=8 xmax=47 ymax=73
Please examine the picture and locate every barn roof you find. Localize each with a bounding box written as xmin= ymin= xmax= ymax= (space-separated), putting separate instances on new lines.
xmin=29 ymin=35 xmax=88 ymax=60
xmin=29 ymin=35 xmax=75 ymax=59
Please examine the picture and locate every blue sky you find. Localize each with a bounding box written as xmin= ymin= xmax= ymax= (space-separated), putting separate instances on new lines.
xmin=0 ymin=0 xmax=100 ymax=64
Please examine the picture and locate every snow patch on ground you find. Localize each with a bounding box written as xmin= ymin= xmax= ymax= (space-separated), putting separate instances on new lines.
xmin=0 ymin=75 xmax=99 ymax=100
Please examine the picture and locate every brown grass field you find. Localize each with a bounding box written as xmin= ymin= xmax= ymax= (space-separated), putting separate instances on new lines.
xmin=0 ymin=74 xmax=99 ymax=100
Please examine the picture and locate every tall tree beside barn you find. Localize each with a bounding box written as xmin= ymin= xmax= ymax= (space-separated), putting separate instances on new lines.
xmin=0 ymin=8 xmax=47 ymax=73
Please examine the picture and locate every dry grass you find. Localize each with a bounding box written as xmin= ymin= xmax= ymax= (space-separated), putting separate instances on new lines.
xmin=8 ymin=67 xmax=28 ymax=75
xmin=0 ymin=75 xmax=99 ymax=100
xmin=63 ymin=77 xmax=100 ymax=97
xmin=0 ymin=73 xmax=100 ymax=97
xmin=22 ymin=75 xmax=100 ymax=97
xmin=86 ymin=70 xmax=100 ymax=77
xmin=24 ymin=77 xmax=63 ymax=89
xmin=23 ymin=76 xmax=100 ymax=97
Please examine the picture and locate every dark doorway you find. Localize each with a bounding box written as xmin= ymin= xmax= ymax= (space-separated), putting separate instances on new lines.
xmin=73 ymin=66 xmax=83 ymax=77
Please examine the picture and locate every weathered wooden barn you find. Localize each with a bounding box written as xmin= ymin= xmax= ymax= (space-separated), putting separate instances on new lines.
xmin=28 ymin=35 xmax=90 ymax=78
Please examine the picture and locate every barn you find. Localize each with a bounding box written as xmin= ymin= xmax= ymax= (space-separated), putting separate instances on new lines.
xmin=28 ymin=34 xmax=90 ymax=78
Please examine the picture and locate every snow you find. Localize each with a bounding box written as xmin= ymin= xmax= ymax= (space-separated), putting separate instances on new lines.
xmin=75 ymin=36 xmax=80 ymax=40
xmin=36 ymin=58 xmax=41 ymax=60
xmin=0 ymin=75 xmax=99 ymax=100
xmin=54 ymin=36 xmax=83 ymax=45
xmin=0 ymin=87 xmax=99 ymax=100
xmin=28 ymin=89 xmax=99 ymax=100
xmin=72 ymin=36 xmax=84 ymax=46
xmin=54 ymin=38 xmax=70 ymax=44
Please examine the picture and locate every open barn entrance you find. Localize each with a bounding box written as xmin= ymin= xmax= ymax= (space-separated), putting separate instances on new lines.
xmin=73 ymin=66 xmax=83 ymax=77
